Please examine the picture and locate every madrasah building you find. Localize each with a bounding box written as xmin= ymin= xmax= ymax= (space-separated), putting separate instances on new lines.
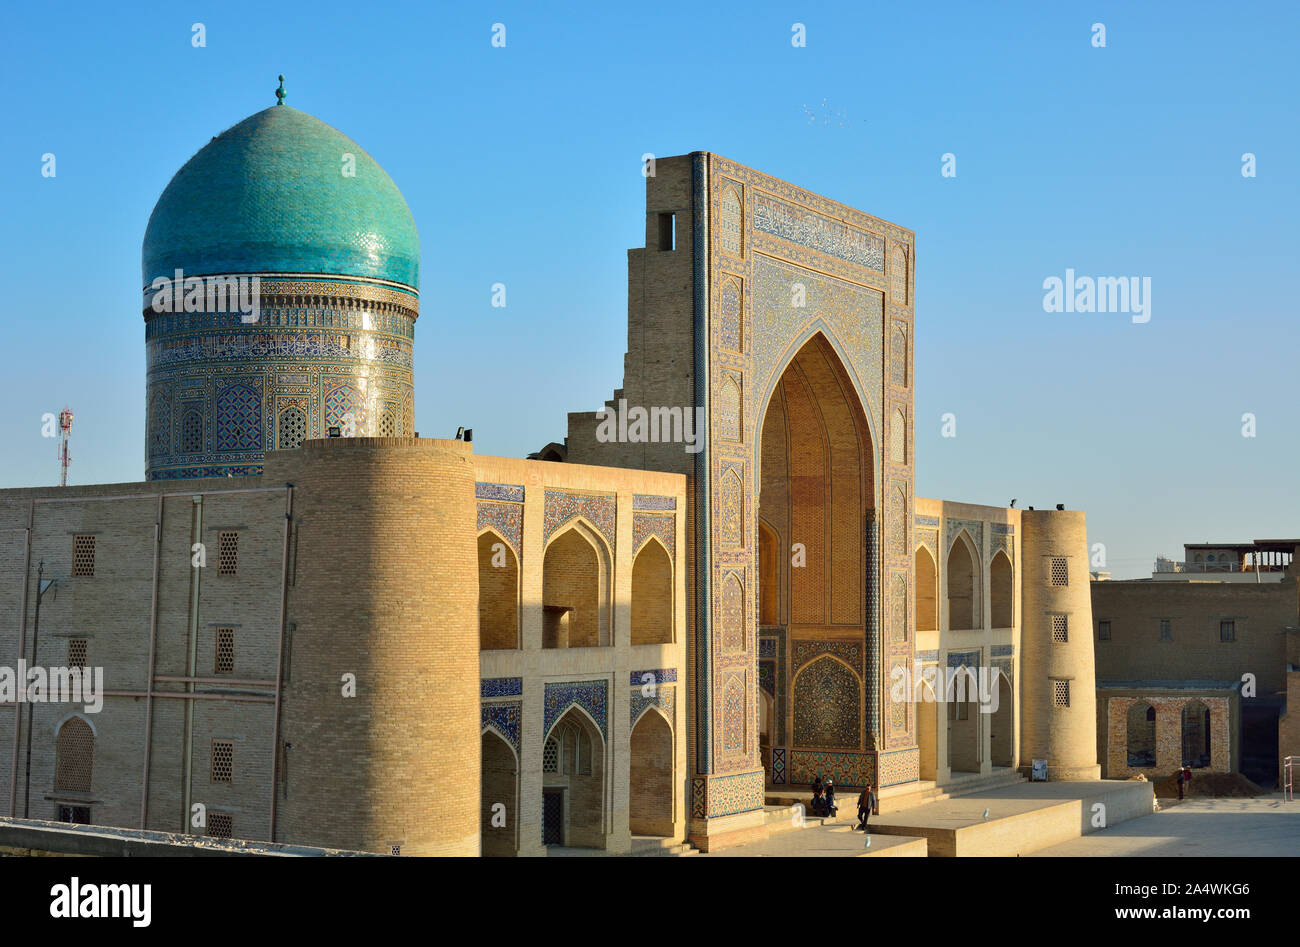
xmin=0 ymin=85 xmax=1103 ymax=856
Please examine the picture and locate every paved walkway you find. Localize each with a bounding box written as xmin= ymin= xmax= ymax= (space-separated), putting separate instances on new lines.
xmin=702 ymin=820 xmax=920 ymax=857
xmin=1028 ymin=794 xmax=1300 ymax=857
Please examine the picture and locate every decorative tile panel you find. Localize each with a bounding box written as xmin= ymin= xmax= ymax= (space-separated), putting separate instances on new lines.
xmin=543 ymin=490 xmax=616 ymax=549
xmin=543 ymin=680 xmax=608 ymax=739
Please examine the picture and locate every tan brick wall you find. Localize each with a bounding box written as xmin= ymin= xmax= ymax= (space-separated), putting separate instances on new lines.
xmin=543 ymin=530 xmax=604 ymax=648
xmin=631 ymin=541 xmax=673 ymax=645
xmin=1092 ymin=579 xmax=1294 ymax=696
xmin=629 ymin=708 xmax=673 ymax=835
xmin=0 ymin=481 xmax=284 ymax=837
xmin=270 ymin=437 xmax=480 ymax=856
xmin=1103 ymin=694 xmax=1232 ymax=777
xmin=478 ymin=533 xmax=519 ymax=651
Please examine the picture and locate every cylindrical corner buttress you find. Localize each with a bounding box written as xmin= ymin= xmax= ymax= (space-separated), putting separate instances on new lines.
xmin=274 ymin=438 xmax=480 ymax=854
xmin=1019 ymin=509 xmax=1101 ymax=780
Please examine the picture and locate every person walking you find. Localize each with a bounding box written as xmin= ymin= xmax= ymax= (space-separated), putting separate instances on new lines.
xmin=857 ymin=783 xmax=878 ymax=830
xmin=1176 ymin=765 xmax=1186 ymax=800
xmin=824 ymin=778 xmax=838 ymax=818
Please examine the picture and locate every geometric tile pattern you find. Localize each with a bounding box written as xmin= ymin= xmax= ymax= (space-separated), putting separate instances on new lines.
xmin=542 ymin=491 xmax=616 ymax=550
xmin=631 ymin=684 xmax=675 ymax=730
xmin=792 ymin=639 xmax=863 ymax=674
xmin=481 ymin=677 xmax=523 ymax=698
xmin=543 ymin=680 xmax=608 ymax=740
xmin=215 ymin=382 xmax=262 ymax=452
xmin=706 ymin=769 xmax=765 ymax=818
xmin=629 ymin=669 xmax=677 ymax=686
xmin=632 ymin=512 xmax=675 ymax=558
xmin=770 ymin=746 xmax=786 ymax=785
xmin=877 ymin=747 xmax=918 ymax=787
xmin=482 ymin=701 xmax=521 ymax=757
xmin=477 ymin=500 xmax=523 ymax=556
xmin=792 ymin=655 xmax=860 ymax=749
xmin=632 ymin=494 xmax=676 ymax=511
xmin=789 ymin=750 xmax=874 ymax=789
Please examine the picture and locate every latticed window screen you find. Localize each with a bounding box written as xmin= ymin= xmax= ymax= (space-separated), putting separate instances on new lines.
xmin=379 ymin=410 xmax=396 ymax=437
xmin=1053 ymin=680 xmax=1070 ymax=707
xmin=211 ymin=740 xmax=234 ymax=784
xmin=390 ymin=843 xmax=402 ymax=856
xmin=542 ymin=737 xmax=559 ymax=773
xmin=217 ymin=531 xmax=238 ymax=576
xmin=278 ymin=407 xmax=307 ymax=450
xmin=1160 ymin=619 xmax=1172 ymax=641
xmin=1050 ymin=557 xmax=1069 ymax=587
xmin=54 ymin=718 xmax=94 ymax=793
xmin=1051 ymin=614 xmax=1069 ymax=643
xmin=72 ymin=535 xmax=95 ymax=577
xmin=207 ymin=812 xmax=233 ymax=839
xmin=181 ymin=410 xmax=203 ymax=454
xmin=215 ymin=628 xmax=235 ymax=675
xmin=67 ymin=638 xmax=88 ymax=668
xmin=1097 ymin=621 xmax=1111 ymax=641
xmin=1220 ymin=620 xmax=1236 ymax=642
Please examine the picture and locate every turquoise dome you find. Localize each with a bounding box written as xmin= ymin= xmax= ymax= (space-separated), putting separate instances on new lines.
xmin=142 ymin=104 xmax=419 ymax=288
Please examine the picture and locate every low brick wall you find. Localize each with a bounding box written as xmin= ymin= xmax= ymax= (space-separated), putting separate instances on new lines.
xmin=0 ymin=818 xmax=376 ymax=857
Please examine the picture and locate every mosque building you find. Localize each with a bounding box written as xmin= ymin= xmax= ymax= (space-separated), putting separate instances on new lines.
xmin=0 ymin=85 xmax=1101 ymax=855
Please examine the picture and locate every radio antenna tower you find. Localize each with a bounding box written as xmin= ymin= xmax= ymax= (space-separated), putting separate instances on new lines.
xmin=57 ymin=407 xmax=74 ymax=487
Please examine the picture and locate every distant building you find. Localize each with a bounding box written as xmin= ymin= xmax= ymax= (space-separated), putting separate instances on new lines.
xmin=1092 ymin=539 xmax=1300 ymax=788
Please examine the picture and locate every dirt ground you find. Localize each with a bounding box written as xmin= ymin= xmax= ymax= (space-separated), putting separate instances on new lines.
xmin=1150 ymin=771 xmax=1265 ymax=799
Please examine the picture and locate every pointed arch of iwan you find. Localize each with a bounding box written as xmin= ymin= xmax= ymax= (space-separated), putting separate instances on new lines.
xmin=542 ymin=519 xmax=612 ymax=648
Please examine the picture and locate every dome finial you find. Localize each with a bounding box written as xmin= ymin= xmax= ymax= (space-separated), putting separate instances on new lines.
xmin=275 ymin=75 xmax=286 ymax=105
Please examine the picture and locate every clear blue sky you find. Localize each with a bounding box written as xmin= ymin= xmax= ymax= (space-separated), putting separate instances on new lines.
xmin=2 ymin=1 xmax=1296 ymax=577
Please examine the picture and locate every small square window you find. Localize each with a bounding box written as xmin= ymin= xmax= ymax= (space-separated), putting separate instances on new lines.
xmin=1049 ymin=557 xmax=1068 ymax=587
xmin=72 ymin=535 xmax=95 ymax=577
xmin=215 ymin=628 xmax=235 ymax=675
xmin=1051 ymin=614 xmax=1068 ymax=643
xmin=58 ymin=805 xmax=91 ymax=825
xmin=1052 ymin=680 xmax=1070 ymax=707
xmin=68 ymin=638 xmax=88 ymax=668
xmin=1097 ymin=620 xmax=1111 ymax=641
xmin=207 ymin=812 xmax=233 ymax=839
xmin=1220 ymin=620 xmax=1236 ymax=642
xmin=211 ymin=739 xmax=234 ymax=784
xmin=1159 ymin=619 xmax=1172 ymax=641
xmin=217 ymin=531 xmax=239 ymax=576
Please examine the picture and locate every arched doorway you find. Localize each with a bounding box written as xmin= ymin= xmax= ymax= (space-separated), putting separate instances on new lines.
xmin=917 ymin=674 xmax=938 ymax=780
xmin=756 ymin=333 xmax=875 ymax=780
xmin=478 ymin=530 xmax=519 ymax=650
xmin=989 ymin=674 xmax=1013 ymax=767
xmin=480 ymin=730 xmax=518 ymax=856
xmin=990 ymin=551 xmax=1012 ymax=628
xmin=630 ymin=538 xmax=673 ymax=645
xmin=915 ymin=546 xmax=938 ymax=632
xmin=1127 ymin=701 xmax=1156 ymax=768
xmin=946 ymin=534 xmax=979 ymax=631
xmin=541 ymin=707 xmax=605 ymax=848
xmin=542 ymin=524 xmax=610 ymax=648
xmin=947 ymin=664 xmax=980 ymax=774
xmin=1181 ymin=700 xmax=1211 ymax=769
xmin=629 ymin=708 xmax=673 ymax=836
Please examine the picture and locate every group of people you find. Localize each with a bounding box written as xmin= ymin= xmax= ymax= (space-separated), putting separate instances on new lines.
xmin=810 ymin=776 xmax=878 ymax=830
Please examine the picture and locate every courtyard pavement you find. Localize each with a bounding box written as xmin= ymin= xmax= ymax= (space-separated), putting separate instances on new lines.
xmin=1027 ymin=794 xmax=1300 ymax=857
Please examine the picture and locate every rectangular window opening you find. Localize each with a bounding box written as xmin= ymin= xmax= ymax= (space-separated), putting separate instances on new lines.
xmin=657 ymin=212 xmax=675 ymax=251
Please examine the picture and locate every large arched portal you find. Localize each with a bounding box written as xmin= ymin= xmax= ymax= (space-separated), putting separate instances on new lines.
xmin=756 ymin=333 xmax=875 ymax=787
